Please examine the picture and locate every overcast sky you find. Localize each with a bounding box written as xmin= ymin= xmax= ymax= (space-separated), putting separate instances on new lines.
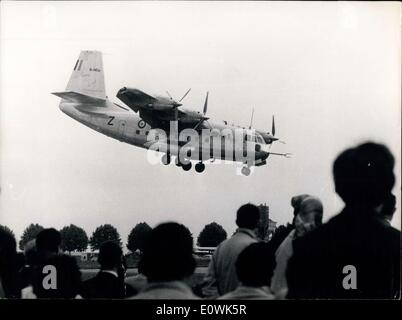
xmin=1 ymin=1 xmax=400 ymax=249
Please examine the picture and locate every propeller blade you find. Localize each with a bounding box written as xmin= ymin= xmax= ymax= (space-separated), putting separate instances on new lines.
xmin=193 ymin=116 xmax=210 ymax=131
xmin=249 ymin=107 xmax=254 ymax=129
xmin=272 ymin=115 xmax=276 ymax=136
xmin=179 ymin=88 xmax=192 ymax=102
xmin=193 ymin=119 xmax=203 ymax=130
xmin=268 ymin=151 xmax=292 ymax=158
xmin=203 ymin=91 xmax=209 ymax=115
xmin=166 ymin=91 xmax=173 ymax=100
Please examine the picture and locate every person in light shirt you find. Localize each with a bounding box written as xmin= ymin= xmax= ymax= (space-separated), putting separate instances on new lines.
xmin=270 ymin=196 xmax=323 ymax=297
xmin=202 ymin=203 xmax=261 ymax=298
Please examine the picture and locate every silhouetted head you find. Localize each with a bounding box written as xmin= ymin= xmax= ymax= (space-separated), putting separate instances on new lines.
xmin=0 ymin=227 xmax=16 ymax=274
xmin=24 ymin=239 xmax=37 ymax=266
xmin=291 ymin=194 xmax=310 ymax=216
xmin=236 ymin=203 xmax=261 ymax=230
xmin=98 ymin=241 xmax=123 ymax=270
xmin=0 ymin=228 xmax=18 ymax=298
xmin=294 ymin=196 xmax=324 ymax=237
xmin=290 ymin=194 xmax=310 ymax=225
xmin=36 ymin=228 xmax=61 ymax=254
xmin=333 ymin=142 xmax=395 ymax=208
xmin=140 ymin=222 xmax=195 ymax=282
xmin=236 ymin=242 xmax=276 ymax=287
xmin=32 ymin=254 xmax=81 ymax=299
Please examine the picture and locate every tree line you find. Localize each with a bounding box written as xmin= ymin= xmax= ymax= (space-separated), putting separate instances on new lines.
xmin=0 ymin=222 xmax=230 ymax=253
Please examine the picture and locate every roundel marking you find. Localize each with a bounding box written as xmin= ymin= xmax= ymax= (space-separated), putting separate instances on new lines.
xmin=138 ymin=120 xmax=146 ymax=129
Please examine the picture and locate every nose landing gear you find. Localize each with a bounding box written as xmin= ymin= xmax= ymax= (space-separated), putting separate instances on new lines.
xmin=195 ymin=162 xmax=205 ymax=173
xmin=241 ymin=166 xmax=251 ymax=176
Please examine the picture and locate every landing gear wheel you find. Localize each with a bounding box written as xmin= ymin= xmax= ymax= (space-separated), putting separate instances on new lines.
xmin=161 ymin=154 xmax=171 ymax=165
xmin=195 ymin=162 xmax=205 ymax=173
xmin=182 ymin=162 xmax=192 ymax=171
xmin=241 ymin=166 xmax=251 ymax=176
xmin=175 ymin=157 xmax=182 ymax=167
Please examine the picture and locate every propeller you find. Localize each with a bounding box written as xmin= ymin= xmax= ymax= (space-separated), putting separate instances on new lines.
xmin=249 ymin=107 xmax=254 ymax=129
xmin=166 ymin=88 xmax=191 ymax=108
xmin=166 ymin=91 xmax=173 ymax=100
xmin=179 ymin=88 xmax=192 ymax=102
xmin=203 ymin=91 xmax=209 ymax=115
xmin=268 ymin=115 xmax=286 ymax=144
xmin=194 ymin=91 xmax=210 ymax=130
xmin=165 ymin=88 xmax=191 ymax=121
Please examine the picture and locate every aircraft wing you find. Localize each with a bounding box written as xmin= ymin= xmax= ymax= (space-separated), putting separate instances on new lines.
xmin=116 ymin=87 xmax=157 ymax=112
xmin=117 ymin=87 xmax=206 ymax=128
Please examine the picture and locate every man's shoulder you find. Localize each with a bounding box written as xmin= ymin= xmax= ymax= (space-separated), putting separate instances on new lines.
xmin=218 ymin=231 xmax=256 ymax=249
xmin=293 ymin=224 xmax=329 ymax=249
xmin=132 ymin=281 xmax=200 ymax=300
xmin=81 ymin=272 xmax=121 ymax=297
xmin=82 ymin=273 xmax=99 ymax=287
xmin=232 ymin=229 xmax=257 ymax=242
xmin=293 ymin=211 xmax=401 ymax=254
xmin=377 ymin=224 xmax=401 ymax=246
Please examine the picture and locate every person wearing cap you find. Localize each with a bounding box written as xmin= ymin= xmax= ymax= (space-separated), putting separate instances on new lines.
xmin=270 ymin=196 xmax=323 ymax=296
xmin=268 ymin=194 xmax=310 ymax=255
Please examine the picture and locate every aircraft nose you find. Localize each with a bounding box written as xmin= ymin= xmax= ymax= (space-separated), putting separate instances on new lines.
xmin=259 ymin=150 xmax=270 ymax=161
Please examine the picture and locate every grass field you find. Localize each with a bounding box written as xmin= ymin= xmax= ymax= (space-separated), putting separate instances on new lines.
xmin=78 ymin=254 xmax=211 ymax=288
xmin=80 ymin=267 xmax=208 ymax=288
xmin=76 ymin=255 xmax=211 ymax=270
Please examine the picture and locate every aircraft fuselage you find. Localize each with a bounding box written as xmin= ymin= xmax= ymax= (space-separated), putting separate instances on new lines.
xmin=59 ymin=101 xmax=270 ymax=165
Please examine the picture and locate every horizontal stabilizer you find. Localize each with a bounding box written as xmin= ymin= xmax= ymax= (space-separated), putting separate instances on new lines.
xmin=52 ymin=91 xmax=106 ymax=106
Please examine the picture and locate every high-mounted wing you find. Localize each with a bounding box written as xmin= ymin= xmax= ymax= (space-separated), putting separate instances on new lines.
xmin=116 ymin=87 xmax=158 ymax=112
xmin=117 ymin=87 xmax=210 ymax=132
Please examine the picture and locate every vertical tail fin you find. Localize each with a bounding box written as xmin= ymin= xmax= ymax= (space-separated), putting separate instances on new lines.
xmin=66 ymin=50 xmax=106 ymax=100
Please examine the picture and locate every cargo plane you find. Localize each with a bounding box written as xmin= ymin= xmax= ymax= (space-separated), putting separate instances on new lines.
xmin=53 ymin=51 xmax=290 ymax=176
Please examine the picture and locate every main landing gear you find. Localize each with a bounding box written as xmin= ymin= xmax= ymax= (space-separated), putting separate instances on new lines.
xmin=161 ymin=154 xmax=205 ymax=173
xmin=161 ymin=153 xmax=171 ymax=165
xmin=195 ymin=162 xmax=205 ymax=173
